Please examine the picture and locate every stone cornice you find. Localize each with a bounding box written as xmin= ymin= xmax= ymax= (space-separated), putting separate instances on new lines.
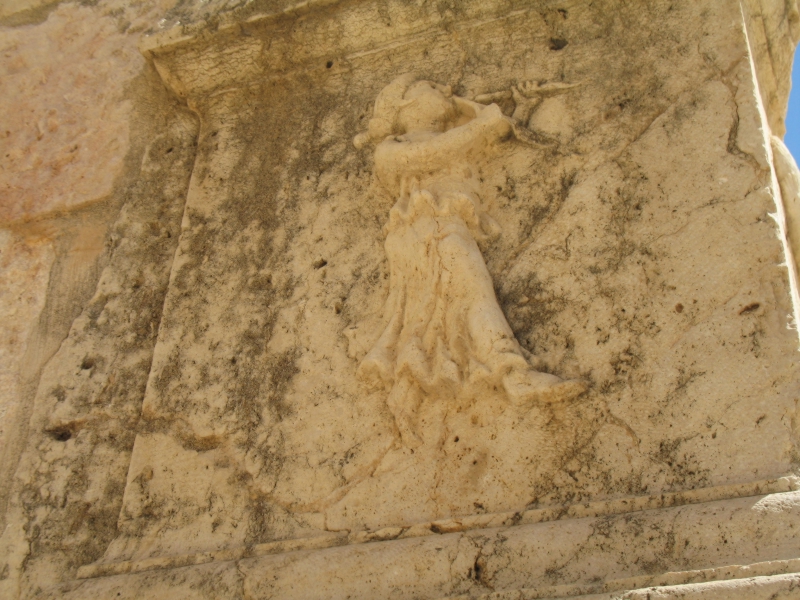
xmin=136 ymin=0 xmax=566 ymax=101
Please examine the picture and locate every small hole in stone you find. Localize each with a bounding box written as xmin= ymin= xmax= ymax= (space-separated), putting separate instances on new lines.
xmin=81 ymin=357 xmax=95 ymax=370
xmin=313 ymin=258 xmax=328 ymax=269
xmin=473 ymin=559 xmax=482 ymax=580
xmin=48 ymin=428 xmax=72 ymax=442
xmin=166 ymin=147 xmax=174 ymax=154
xmin=326 ymin=60 xmax=333 ymax=69
xmin=454 ymin=436 xmax=459 ymax=442
xmin=675 ymin=303 xmax=683 ymax=313
xmin=739 ymin=302 xmax=760 ymax=315
xmin=549 ymin=38 xmax=568 ymax=50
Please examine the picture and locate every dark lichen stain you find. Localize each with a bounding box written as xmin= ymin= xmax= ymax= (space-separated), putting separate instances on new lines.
xmin=497 ymin=273 xmax=568 ymax=354
xmin=14 ymin=78 xmax=199 ymax=585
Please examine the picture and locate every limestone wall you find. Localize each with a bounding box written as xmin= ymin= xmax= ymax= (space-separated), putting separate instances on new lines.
xmin=0 ymin=1 xmax=799 ymax=599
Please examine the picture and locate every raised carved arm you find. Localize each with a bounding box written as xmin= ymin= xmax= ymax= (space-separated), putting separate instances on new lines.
xmin=473 ymin=81 xmax=580 ymax=147
xmin=374 ymin=103 xmax=511 ymax=186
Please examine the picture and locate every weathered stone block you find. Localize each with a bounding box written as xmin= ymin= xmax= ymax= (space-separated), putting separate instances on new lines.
xmin=1 ymin=0 xmax=799 ymax=598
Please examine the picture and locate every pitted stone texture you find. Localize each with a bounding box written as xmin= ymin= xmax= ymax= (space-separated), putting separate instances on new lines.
xmin=104 ymin=0 xmax=800 ymax=568
xmin=0 ymin=0 xmax=180 ymax=224
xmin=0 ymin=229 xmax=53 ymax=470
xmin=0 ymin=5 xmax=135 ymax=222
xmin=1 ymin=0 xmax=799 ymax=598
xmin=0 ymin=112 xmax=198 ymax=599
xmin=34 ymin=491 xmax=800 ymax=600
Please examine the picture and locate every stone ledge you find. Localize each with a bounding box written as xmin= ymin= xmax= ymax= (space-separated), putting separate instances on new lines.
xmin=136 ymin=0 xmax=564 ymax=100
xmin=442 ymin=559 xmax=800 ymax=599
xmin=52 ymin=488 xmax=800 ymax=599
xmin=75 ymin=476 xmax=799 ymax=580
xmin=138 ymin=0 xmax=343 ymax=58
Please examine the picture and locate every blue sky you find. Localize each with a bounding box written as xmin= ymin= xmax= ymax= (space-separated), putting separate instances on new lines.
xmin=787 ymin=49 xmax=800 ymax=158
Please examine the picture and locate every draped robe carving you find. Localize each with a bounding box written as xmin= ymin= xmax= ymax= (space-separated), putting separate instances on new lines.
xmin=355 ymin=76 xmax=586 ymax=446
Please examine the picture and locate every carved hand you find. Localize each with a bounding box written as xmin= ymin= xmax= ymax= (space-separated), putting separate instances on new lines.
xmin=509 ymin=122 xmax=557 ymax=148
xmin=511 ymin=85 xmax=542 ymax=123
xmin=473 ymin=100 xmax=554 ymax=148
xmin=514 ymin=80 xmax=581 ymax=98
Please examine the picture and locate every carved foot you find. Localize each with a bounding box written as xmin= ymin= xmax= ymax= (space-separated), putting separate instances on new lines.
xmin=502 ymin=370 xmax=587 ymax=406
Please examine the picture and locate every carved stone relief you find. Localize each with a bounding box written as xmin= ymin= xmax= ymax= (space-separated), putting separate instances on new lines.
xmin=352 ymin=75 xmax=586 ymax=447
xmin=13 ymin=2 xmax=795 ymax=596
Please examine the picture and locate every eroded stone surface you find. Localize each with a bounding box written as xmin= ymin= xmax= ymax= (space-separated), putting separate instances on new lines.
xmin=742 ymin=0 xmax=800 ymax=137
xmin=1 ymin=0 xmax=799 ymax=598
xmin=1 ymin=5 xmax=134 ymax=223
xmin=0 ymin=104 xmax=198 ymax=599
xmin=97 ymin=0 xmax=800 ymax=570
xmin=0 ymin=0 xmax=183 ymax=224
xmin=0 ymin=0 xmax=186 ymax=550
xmin=0 ymin=230 xmax=53 ymax=447
xmin=29 ymin=489 xmax=800 ymax=599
